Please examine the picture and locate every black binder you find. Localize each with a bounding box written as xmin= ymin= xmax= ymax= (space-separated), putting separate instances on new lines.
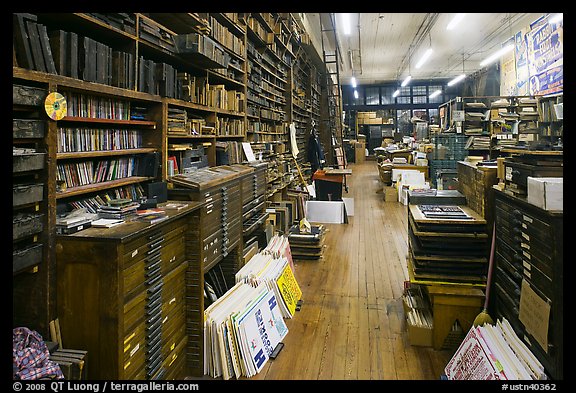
xmin=25 ymin=20 xmax=46 ymax=72
xmin=137 ymin=152 xmax=160 ymax=178
xmin=37 ymin=24 xmax=57 ymax=74
xmin=68 ymin=32 xmax=78 ymax=79
xmin=13 ymin=14 xmax=35 ymax=70
xmin=96 ymin=41 xmax=107 ymax=84
xmin=48 ymin=30 xmax=67 ymax=76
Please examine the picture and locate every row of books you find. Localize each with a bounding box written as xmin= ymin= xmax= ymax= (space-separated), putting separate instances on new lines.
xmin=206 ymin=85 xmax=246 ymax=112
xmin=445 ymin=318 xmax=547 ymax=380
xmin=248 ymin=121 xmax=286 ymax=133
xmin=216 ymin=118 xmax=245 ymax=136
xmin=62 ymin=92 xmax=132 ymax=120
xmin=63 ymin=184 xmax=145 ymax=214
xmin=57 ymin=128 xmax=143 ymax=153
xmin=207 ymin=15 xmax=246 ymax=57
xmin=56 ymin=157 xmax=146 ymax=189
xmin=216 ymin=141 xmax=244 ymax=165
xmin=260 ymin=108 xmax=285 ymax=122
xmin=137 ymin=57 xmax=179 ymax=98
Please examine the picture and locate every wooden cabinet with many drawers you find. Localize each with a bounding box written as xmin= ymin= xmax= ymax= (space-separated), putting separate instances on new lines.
xmin=56 ymin=202 xmax=202 ymax=380
xmin=492 ymin=188 xmax=563 ymax=379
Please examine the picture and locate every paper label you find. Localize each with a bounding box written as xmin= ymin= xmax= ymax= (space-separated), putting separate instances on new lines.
xmin=519 ymin=280 xmax=550 ymax=352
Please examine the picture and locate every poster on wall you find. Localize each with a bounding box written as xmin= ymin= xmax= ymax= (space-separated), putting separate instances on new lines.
xmin=500 ymin=37 xmax=517 ymax=96
xmin=526 ymin=15 xmax=563 ymax=95
xmin=515 ymin=28 xmax=530 ymax=96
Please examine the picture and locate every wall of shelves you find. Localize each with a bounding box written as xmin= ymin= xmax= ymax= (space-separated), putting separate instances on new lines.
xmin=13 ymin=11 xmax=328 ymax=379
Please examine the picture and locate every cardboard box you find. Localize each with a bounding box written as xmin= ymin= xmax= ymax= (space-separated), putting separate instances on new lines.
xmin=355 ymin=142 xmax=366 ymax=163
xmin=383 ymin=186 xmax=397 ymax=202
xmin=305 ymin=201 xmax=346 ymax=223
xmin=527 ymin=177 xmax=563 ymax=211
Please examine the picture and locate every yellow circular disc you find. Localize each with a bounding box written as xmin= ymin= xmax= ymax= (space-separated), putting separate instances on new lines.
xmin=44 ymin=92 xmax=67 ymax=121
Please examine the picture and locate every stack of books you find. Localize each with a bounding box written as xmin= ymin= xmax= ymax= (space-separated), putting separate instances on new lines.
xmin=134 ymin=208 xmax=168 ymax=224
xmin=97 ymin=198 xmax=139 ymax=220
xmin=56 ymin=209 xmax=95 ymax=235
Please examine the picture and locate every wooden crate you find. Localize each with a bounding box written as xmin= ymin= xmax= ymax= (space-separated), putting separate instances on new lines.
xmin=457 ymin=161 xmax=498 ymax=228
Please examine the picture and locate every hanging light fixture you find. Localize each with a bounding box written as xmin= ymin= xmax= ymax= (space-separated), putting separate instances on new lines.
xmin=446 ymin=13 xmax=466 ymax=30
xmin=401 ymin=47 xmax=412 ymax=87
xmin=416 ymin=33 xmax=433 ymax=69
xmin=448 ymin=53 xmax=466 ymax=86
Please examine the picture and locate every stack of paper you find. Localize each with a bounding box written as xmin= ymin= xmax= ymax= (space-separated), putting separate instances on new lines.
xmin=444 ymin=318 xmax=547 ymax=380
xmin=263 ymin=235 xmax=294 ymax=271
xmin=236 ymin=250 xmax=302 ymax=319
xmin=203 ymin=282 xmax=288 ymax=379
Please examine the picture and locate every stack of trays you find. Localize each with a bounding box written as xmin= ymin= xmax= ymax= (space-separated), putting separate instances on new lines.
xmin=287 ymin=224 xmax=325 ymax=261
xmin=407 ymin=204 xmax=488 ymax=286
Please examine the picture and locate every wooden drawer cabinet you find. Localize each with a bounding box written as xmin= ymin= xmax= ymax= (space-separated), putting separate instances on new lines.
xmin=493 ymin=189 xmax=562 ymax=379
xmin=56 ymin=203 xmax=201 ymax=380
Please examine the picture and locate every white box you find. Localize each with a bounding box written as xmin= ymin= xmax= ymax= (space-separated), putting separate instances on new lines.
xmin=342 ymin=197 xmax=354 ymax=216
xmin=527 ymin=177 xmax=563 ymax=211
xmin=305 ymin=201 xmax=346 ymax=223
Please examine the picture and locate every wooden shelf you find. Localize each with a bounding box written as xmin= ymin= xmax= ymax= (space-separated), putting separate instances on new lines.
xmin=56 ymin=176 xmax=154 ymax=199
xmin=57 ymin=148 xmax=158 ymax=160
xmin=59 ymin=116 xmax=157 ymax=127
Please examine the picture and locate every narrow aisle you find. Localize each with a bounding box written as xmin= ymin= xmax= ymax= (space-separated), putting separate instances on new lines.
xmin=257 ymin=160 xmax=452 ymax=380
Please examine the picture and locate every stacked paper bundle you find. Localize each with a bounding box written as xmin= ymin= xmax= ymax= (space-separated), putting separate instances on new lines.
xmin=445 ymin=318 xmax=547 ymax=380
xmin=204 ymin=282 xmax=289 ymax=379
xmin=236 ymin=242 xmax=302 ymax=319
xmin=204 ymin=236 xmax=303 ymax=379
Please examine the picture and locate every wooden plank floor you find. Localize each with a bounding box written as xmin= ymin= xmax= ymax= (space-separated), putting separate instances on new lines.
xmin=251 ymin=159 xmax=453 ymax=380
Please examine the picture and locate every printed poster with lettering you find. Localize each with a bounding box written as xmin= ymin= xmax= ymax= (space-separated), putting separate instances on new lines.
xmin=515 ymin=28 xmax=530 ymax=96
xmin=238 ymin=290 xmax=289 ymax=373
xmin=444 ymin=327 xmax=505 ymax=380
xmin=276 ymin=263 xmax=303 ymax=317
xmin=500 ymin=37 xmax=517 ymax=96
xmin=526 ymin=15 xmax=563 ymax=95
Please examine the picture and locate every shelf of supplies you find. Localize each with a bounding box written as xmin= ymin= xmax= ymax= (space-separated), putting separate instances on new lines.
xmin=57 ymin=148 xmax=158 ymax=160
xmin=37 ymin=13 xmax=137 ymax=42
xmin=58 ymin=117 xmax=157 ymax=127
xmin=13 ymin=67 xmax=162 ymax=102
xmin=164 ymin=98 xmax=245 ymax=117
xmin=212 ymin=13 xmax=246 ymax=37
xmin=167 ymin=134 xmax=216 ymax=139
xmin=56 ymin=176 xmax=154 ymax=199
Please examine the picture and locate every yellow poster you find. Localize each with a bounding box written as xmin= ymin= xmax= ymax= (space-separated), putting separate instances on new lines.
xmin=276 ymin=264 xmax=302 ymax=317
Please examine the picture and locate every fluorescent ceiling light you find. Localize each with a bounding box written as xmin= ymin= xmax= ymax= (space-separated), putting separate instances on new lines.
xmin=354 ymin=90 xmax=358 ymax=99
xmin=480 ymin=44 xmax=513 ymax=67
xmin=447 ymin=74 xmax=466 ymax=86
xmin=549 ymin=13 xmax=563 ymax=24
xmin=415 ymin=48 xmax=433 ymax=69
xmin=342 ymin=13 xmax=351 ymax=35
xmin=392 ymin=89 xmax=400 ymax=98
xmin=401 ymin=75 xmax=412 ymax=87
xmin=429 ymin=89 xmax=442 ymax=99
xmin=446 ymin=13 xmax=466 ymax=30
xmin=351 ymin=76 xmax=357 ymax=88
